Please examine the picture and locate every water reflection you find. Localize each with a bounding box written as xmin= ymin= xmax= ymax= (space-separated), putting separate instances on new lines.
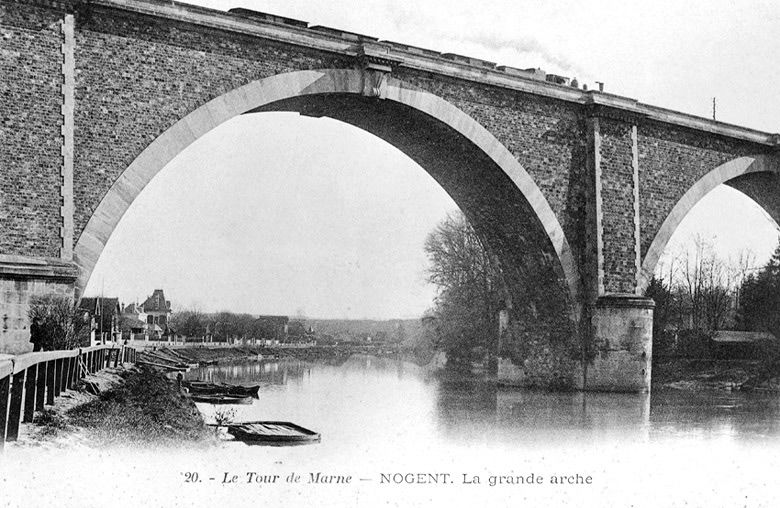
xmin=186 ymin=355 xmax=780 ymax=446
xmin=649 ymin=389 xmax=780 ymax=441
xmin=186 ymin=359 xmax=312 ymax=386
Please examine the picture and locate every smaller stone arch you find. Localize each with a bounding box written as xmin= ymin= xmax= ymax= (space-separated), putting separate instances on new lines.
xmin=638 ymin=154 xmax=780 ymax=293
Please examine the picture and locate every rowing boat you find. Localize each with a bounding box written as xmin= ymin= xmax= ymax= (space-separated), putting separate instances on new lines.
xmin=227 ymin=421 xmax=320 ymax=445
xmin=190 ymin=393 xmax=254 ymax=404
xmin=184 ymin=381 xmax=260 ymax=397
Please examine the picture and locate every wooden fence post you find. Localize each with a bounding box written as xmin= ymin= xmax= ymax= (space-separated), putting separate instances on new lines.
xmin=22 ymin=365 xmax=37 ymax=423
xmin=59 ymin=358 xmax=67 ymax=395
xmin=53 ymin=358 xmax=63 ymax=397
xmin=72 ymin=355 xmax=79 ymax=386
xmin=65 ymin=357 xmax=74 ymax=389
xmin=46 ymin=361 xmax=55 ymax=405
xmin=62 ymin=357 xmax=69 ymax=390
xmin=35 ymin=362 xmax=46 ymax=411
xmin=6 ymin=371 xmax=26 ymax=441
xmin=0 ymin=374 xmax=10 ymax=449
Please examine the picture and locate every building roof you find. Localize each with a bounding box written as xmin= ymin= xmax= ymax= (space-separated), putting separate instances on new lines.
xmin=142 ymin=289 xmax=171 ymax=313
xmin=122 ymin=302 xmax=143 ymax=315
xmin=79 ymin=297 xmax=120 ymax=315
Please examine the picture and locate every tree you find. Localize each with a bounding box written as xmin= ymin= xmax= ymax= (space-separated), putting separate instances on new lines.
xmin=737 ymin=240 xmax=780 ymax=336
xmin=287 ymin=320 xmax=306 ymax=339
xmin=392 ymin=321 xmax=407 ymax=345
xmin=28 ymin=294 xmax=89 ymax=350
xmin=645 ymin=276 xmax=671 ymax=335
xmin=424 ymin=212 xmax=504 ymax=364
xmin=170 ymin=308 xmax=206 ymax=339
xmin=665 ymin=235 xmax=743 ymax=332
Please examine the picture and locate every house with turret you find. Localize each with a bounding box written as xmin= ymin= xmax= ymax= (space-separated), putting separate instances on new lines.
xmin=141 ymin=289 xmax=171 ymax=336
xmin=119 ymin=289 xmax=172 ymax=341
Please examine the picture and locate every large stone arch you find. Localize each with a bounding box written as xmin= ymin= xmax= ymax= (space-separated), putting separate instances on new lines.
xmin=76 ymin=69 xmax=579 ymax=297
xmin=74 ymin=68 xmax=582 ymax=368
xmin=638 ymin=154 xmax=780 ymax=293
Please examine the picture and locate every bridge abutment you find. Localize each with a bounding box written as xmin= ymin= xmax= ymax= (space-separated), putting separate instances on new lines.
xmin=0 ymin=257 xmax=77 ymax=354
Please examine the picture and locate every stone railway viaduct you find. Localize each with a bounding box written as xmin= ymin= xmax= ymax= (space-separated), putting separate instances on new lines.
xmin=1 ymin=0 xmax=779 ymax=391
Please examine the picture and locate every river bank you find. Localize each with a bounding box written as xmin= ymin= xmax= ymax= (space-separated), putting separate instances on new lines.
xmin=11 ymin=365 xmax=214 ymax=449
xmin=155 ymin=344 xmax=435 ymax=366
xmin=652 ymin=358 xmax=780 ymax=391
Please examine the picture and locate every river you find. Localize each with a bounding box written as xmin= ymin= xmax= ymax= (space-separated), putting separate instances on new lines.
xmin=175 ymin=354 xmax=780 ymax=507
xmin=4 ymin=355 xmax=780 ymax=508
xmin=186 ymin=355 xmax=780 ymax=446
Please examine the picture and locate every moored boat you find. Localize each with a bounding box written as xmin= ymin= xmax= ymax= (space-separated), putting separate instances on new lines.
xmin=184 ymin=381 xmax=260 ymax=397
xmin=190 ymin=393 xmax=254 ymax=404
xmin=227 ymin=421 xmax=320 ymax=445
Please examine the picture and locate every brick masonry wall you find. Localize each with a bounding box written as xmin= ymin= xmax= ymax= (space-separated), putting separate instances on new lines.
xmin=599 ymin=118 xmax=637 ymax=293
xmin=637 ymin=121 xmax=764 ymax=259
xmin=72 ymin=6 xmax=354 ymax=239
xmin=0 ymin=2 xmax=66 ymax=257
xmin=394 ymin=69 xmax=589 ymax=260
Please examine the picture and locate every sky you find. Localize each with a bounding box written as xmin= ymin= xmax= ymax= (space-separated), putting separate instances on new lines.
xmin=85 ymin=0 xmax=780 ymax=318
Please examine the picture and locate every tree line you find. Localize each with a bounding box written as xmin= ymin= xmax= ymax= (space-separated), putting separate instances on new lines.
xmin=649 ymin=235 xmax=780 ymax=337
xmin=169 ymin=310 xmax=300 ymax=342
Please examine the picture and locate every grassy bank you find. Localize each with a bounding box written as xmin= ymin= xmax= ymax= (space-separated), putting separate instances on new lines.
xmin=61 ymin=366 xmax=214 ymax=447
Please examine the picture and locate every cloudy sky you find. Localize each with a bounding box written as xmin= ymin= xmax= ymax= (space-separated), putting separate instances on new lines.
xmin=85 ymin=0 xmax=780 ymax=318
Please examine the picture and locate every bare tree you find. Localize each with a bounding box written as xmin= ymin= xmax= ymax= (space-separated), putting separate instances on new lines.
xmin=28 ymin=294 xmax=89 ymax=350
xmin=663 ymin=235 xmax=749 ymax=332
xmin=425 ymin=212 xmax=504 ymax=363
